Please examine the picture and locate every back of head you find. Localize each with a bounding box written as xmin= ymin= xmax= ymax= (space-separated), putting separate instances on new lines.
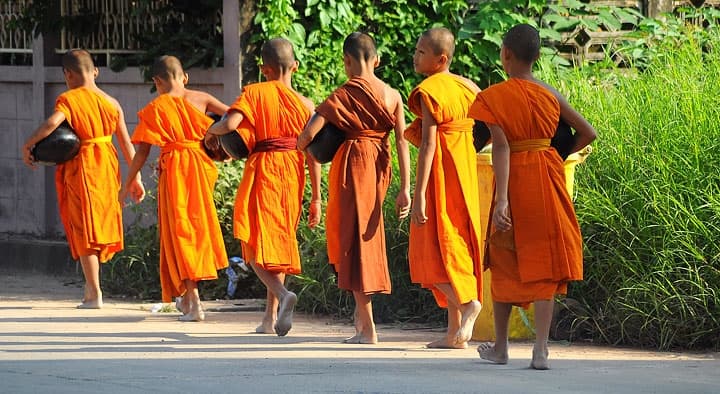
xmin=343 ymin=32 xmax=377 ymax=62
xmin=420 ymin=27 xmax=455 ymax=62
xmin=61 ymin=49 xmax=95 ymax=74
xmin=152 ymin=55 xmax=185 ymax=81
xmin=261 ymin=38 xmax=296 ymax=72
xmin=502 ymin=24 xmax=540 ymax=64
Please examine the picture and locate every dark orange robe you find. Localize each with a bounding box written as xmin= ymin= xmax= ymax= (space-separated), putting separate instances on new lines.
xmin=133 ymin=94 xmax=228 ymax=302
xmin=468 ymin=78 xmax=583 ymax=305
xmin=316 ymin=77 xmax=395 ymax=294
xmin=406 ymin=73 xmax=483 ymax=308
xmin=229 ymin=80 xmax=310 ymax=273
xmin=55 ymin=87 xmax=124 ymax=262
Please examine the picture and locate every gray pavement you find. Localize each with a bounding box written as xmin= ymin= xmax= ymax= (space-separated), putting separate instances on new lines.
xmin=1 ymin=272 xmax=718 ymax=394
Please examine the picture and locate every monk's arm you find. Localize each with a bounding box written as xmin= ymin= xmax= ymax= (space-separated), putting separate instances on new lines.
xmin=119 ymin=142 xmax=150 ymax=204
xmin=538 ymin=81 xmax=597 ymax=153
xmin=204 ymin=93 xmax=229 ymax=117
xmin=114 ymin=105 xmax=145 ymax=202
xmin=306 ymin=153 xmax=322 ymax=227
xmin=392 ymin=91 xmax=411 ymax=219
xmin=22 ymin=110 xmax=66 ymax=167
xmin=207 ymin=110 xmax=244 ymax=136
xmin=557 ymin=96 xmax=597 ymax=153
xmin=489 ymin=124 xmax=512 ymax=231
xmin=297 ymin=113 xmax=326 ymax=151
xmin=411 ymin=101 xmax=437 ymax=225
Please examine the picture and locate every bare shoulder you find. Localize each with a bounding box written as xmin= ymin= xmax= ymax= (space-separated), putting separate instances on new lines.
xmin=185 ymin=88 xmax=214 ymax=102
xmin=534 ymin=79 xmax=565 ymax=103
xmin=94 ymin=88 xmax=123 ymax=113
xmin=453 ymin=73 xmax=481 ymax=94
xmin=296 ymin=92 xmax=315 ymax=112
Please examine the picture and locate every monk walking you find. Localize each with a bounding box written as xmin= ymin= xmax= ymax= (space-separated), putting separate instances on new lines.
xmin=469 ymin=24 xmax=596 ymax=369
xmin=406 ymin=27 xmax=483 ymax=349
xmin=207 ymin=38 xmax=321 ymax=336
xmin=22 ymin=49 xmax=144 ymax=309
xmin=298 ymin=32 xmax=412 ymax=344
xmin=119 ymin=56 xmax=229 ymax=321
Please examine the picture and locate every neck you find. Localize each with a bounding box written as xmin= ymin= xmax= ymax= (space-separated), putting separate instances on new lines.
xmin=347 ymin=63 xmax=376 ymax=80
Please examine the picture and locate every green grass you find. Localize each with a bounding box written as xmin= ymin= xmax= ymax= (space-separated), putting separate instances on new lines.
xmin=538 ymin=30 xmax=720 ymax=350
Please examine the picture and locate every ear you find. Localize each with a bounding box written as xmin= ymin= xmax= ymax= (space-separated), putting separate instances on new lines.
xmin=373 ymin=55 xmax=380 ymax=68
xmin=182 ymin=72 xmax=189 ymax=85
xmin=93 ymin=67 xmax=99 ymax=79
xmin=290 ymin=60 xmax=299 ymax=73
xmin=439 ymin=54 xmax=449 ymax=67
xmin=259 ymin=64 xmax=271 ymax=78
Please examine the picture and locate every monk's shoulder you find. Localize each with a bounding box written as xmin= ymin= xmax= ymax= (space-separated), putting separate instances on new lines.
xmin=296 ymin=93 xmax=315 ymax=113
xmin=89 ymin=88 xmax=122 ymax=116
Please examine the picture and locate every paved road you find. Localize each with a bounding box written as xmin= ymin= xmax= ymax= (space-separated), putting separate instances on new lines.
xmin=1 ymin=272 xmax=718 ymax=394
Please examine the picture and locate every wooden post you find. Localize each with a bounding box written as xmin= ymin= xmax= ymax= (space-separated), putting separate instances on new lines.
xmin=646 ymin=0 xmax=674 ymax=17
xmin=222 ymin=0 xmax=242 ymax=104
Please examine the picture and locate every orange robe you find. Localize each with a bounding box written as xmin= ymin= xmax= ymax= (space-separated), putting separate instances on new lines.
xmin=229 ymin=80 xmax=310 ymax=273
xmin=316 ymin=77 xmax=395 ymax=294
xmin=132 ymin=94 xmax=228 ymax=302
xmin=406 ymin=73 xmax=483 ymax=308
xmin=468 ymin=78 xmax=583 ymax=305
xmin=54 ymin=87 xmax=124 ymax=262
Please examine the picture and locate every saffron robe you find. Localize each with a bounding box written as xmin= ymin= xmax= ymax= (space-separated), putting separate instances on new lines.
xmin=55 ymin=87 xmax=124 ymax=262
xmin=230 ymin=80 xmax=310 ymax=273
xmin=316 ymin=77 xmax=395 ymax=294
xmin=468 ymin=78 xmax=583 ymax=305
xmin=406 ymin=73 xmax=483 ymax=308
xmin=133 ymin=94 xmax=228 ymax=302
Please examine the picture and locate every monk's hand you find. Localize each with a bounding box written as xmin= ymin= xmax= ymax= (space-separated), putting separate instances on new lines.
xmin=118 ymin=185 xmax=129 ymax=205
xmin=308 ymin=200 xmax=322 ymax=228
xmin=492 ymin=199 xmax=512 ymax=231
xmin=22 ymin=144 xmax=36 ymax=169
xmin=204 ymin=133 xmax=220 ymax=150
xmin=129 ymin=177 xmax=146 ymax=204
xmin=395 ymin=190 xmax=411 ymax=220
xmin=411 ymin=196 xmax=428 ymax=225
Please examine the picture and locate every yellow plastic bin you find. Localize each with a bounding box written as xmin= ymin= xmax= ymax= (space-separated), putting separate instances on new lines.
xmin=472 ymin=145 xmax=592 ymax=341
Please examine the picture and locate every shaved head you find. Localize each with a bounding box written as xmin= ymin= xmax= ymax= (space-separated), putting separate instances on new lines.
xmin=61 ymin=49 xmax=95 ymax=73
xmin=261 ymin=38 xmax=296 ymax=71
xmin=421 ymin=27 xmax=455 ymax=61
xmin=343 ymin=32 xmax=377 ymax=62
xmin=151 ymin=55 xmax=185 ymax=81
xmin=503 ymin=24 xmax=540 ymax=64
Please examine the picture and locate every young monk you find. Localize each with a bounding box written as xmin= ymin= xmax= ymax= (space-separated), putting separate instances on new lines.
xmin=119 ymin=55 xmax=229 ymax=321
xmin=297 ymin=32 xmax=412 ymax=344
xmin=468 ymin=24 xmax=596 ymax=369
xmin=22 ymin=49 xmax=144 ymax=309
xmin=406 ymin=27 xmax=483 ymax=349
xmin=207 ymin=38 xmax=321 ymax=336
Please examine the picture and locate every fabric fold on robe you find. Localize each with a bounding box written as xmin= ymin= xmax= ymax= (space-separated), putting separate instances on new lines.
xmin=55 ymin=87 xmax=124 ymax=262
xmin=316 ymin=77 xmax=395 ymax=294
xmin=133 ymin=94 xmax=228 ymax=302
xmin=229 ymin=80 xmax=310 ymax=274
xmin=468 ymin=77 xmax=583 ymax=306
xmin=406 ymin=73 xmax=483 ymax=308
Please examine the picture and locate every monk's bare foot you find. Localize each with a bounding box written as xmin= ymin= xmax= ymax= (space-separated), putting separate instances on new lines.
xmin=477 ymin=342 xmax=508 ymax=364
xmin=274 ymin=292 xmax=297 ymax=336
xmin=77 ymin=298 xmax=103 ymax=309
xmin=426 ymin=337 xmax=468 ymax=349
xmin=255 ymin=321 xmax=275 ymax=334
xmin=454 ymin=300 xmax=481 ymax=345
xmin=342 ymin=332 xmax=378 ymax=344
xmin=531 ymin=347 xmax=550 ymax=370
xmin=175 ymin=297 xmax=188 ymax=315
xmin=178 ymin=303 xmax=205 ymax=322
